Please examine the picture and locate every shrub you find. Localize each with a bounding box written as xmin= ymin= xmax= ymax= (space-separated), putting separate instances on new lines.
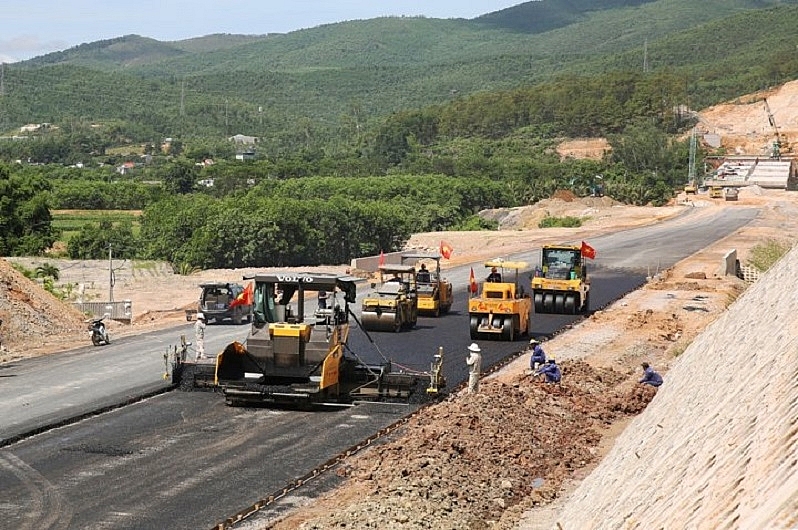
xmin=538 ymin=215 xmax=583 ymax=228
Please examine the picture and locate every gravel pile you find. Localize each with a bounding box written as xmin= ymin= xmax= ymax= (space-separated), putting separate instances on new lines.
xmin=272 ymin=361 xmax=654 ymax=529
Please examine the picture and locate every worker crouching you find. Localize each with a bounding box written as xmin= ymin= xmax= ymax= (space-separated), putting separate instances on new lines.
xmin=535 ymin=359 xmax=561 ymax=384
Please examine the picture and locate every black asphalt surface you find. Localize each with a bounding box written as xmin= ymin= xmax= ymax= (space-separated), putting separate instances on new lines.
xmin=0 ymin=206 xmax=758 ymax=529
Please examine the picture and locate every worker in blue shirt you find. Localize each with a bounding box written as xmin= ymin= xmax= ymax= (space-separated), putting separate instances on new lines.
xmin=639 ymin=362 xmax=663 ymax=387
xmin=529 ymin=338 xmax=547 ymax=371
xmin=535 ymin=359 xmax=561 ymax=384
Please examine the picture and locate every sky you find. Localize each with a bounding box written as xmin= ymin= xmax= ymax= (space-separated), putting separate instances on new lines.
xmin=1 ymin=1 xmax=523 ymax=63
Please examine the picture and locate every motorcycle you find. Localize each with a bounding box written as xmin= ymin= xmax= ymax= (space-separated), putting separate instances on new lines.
xmin=89 ymin=317 xmax=111 ymax=346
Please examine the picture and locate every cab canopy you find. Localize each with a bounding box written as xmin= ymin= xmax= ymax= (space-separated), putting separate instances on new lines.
xmin=244 ymin=272 xmax=358 ymax=325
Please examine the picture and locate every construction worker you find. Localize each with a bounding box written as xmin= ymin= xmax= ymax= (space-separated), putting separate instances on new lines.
xmin=416 ymin=263 xmax=431 ymax=283
xmin=194 ymin=312 xmax=206 ymax=360
xmin=535 ymin=359 xmax=561 ymax=383
xmin=317 ymin=289 xmax=329 ymax=310
xmin=529 ymin=338 xmax=547 ymax=371
xmin=487 ymin=267 xmax=502 ymax=283
xmin=639 ymin=362 xmax=663 ymax=387
xmin=466 ymin=343 xmax=482 ymax=394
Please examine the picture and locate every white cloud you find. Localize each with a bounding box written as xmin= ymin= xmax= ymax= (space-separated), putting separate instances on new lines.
xmin=0 ymin=35 xmax=71 ymax=62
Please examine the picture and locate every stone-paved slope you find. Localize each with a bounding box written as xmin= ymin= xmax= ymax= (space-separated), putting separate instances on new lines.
xmin=530 ymin=246 xmax=798 ymax=529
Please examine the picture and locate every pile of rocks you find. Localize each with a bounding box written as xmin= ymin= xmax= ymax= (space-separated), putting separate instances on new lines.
xmin=272 ymin=361 xmax=655 ymax=529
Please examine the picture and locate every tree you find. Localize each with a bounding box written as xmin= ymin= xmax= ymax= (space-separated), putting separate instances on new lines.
xmin=161 ymin=158 xmax=198 ymax=195
xmin=67 ymin=219 xmax=138 ymax=259
xmin=35 ymin=263 xmax=60 ymax=281
xmin=0 ymin=164 xmax=57 ymax=256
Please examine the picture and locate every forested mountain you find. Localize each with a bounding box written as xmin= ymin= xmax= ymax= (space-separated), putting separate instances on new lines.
xmin=2 ymin=0 xmax=797 ymax=149
xmin=3 ymin=0 xmax=798 ymax=265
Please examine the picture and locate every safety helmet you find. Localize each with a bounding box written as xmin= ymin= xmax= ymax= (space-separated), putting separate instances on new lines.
xmin=529 ymin=338 xmax=539 ymax=345
xmin=468 ymin=343 xmax=481 ymax=353
xmin=196 ymin=312 xmax=205 ymax=320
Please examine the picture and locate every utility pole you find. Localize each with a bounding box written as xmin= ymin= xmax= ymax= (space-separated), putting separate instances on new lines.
xmin=108 ymin=244 xmax=115 ymax=303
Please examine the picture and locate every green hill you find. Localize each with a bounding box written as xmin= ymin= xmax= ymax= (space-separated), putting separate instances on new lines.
xmin=2 ymin=0 xmax=797 ymax=151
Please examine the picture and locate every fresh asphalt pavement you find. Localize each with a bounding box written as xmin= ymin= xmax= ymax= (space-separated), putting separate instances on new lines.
xmin=0 ymin=206 xmax=758 ymax=529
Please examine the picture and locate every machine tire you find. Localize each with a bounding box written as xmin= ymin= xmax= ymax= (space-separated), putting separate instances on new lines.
xmin=501 ymin=317 xmax=514 ymax=341
xmin=543 ymin=293 xmax=554 ymax=313
xmin=554 ymin=293 xmax=565 ymax=313
xmin=393 ymin=315 xmax=402 ymax=333
xmin=469 ymin=316 xmax=480 ymax=340
xmin=533 ymin=292 xmax=544 ymax=313
xmin=564 ymin=294 xmax=576 ymax=314
xmin=92 ymin=333 xmax=101 ymax=346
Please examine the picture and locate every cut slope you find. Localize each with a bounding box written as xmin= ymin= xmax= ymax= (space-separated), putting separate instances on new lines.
xmin=533 ymin=246 xmax=798 ymax=528
xmin=0 ymin=258 xmax=88 ymax=360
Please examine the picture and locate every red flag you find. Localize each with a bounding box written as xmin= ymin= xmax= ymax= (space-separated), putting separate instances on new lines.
xmin=440 ymin=240 xmax=453 ymax=260
xmin=581 ymin=241 xmax=596 ymax=260
xmin=378 ymin=250 xmax=386 ymax=267
xmin=469 ymin=267 xmax=478 ymax=294
xmin=230 ymin=282 xmax=254 ymax=308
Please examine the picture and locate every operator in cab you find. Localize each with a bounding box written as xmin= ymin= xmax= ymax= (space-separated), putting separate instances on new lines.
xmin=487 ymin=267 xmax=502 ymax=283
xmin=416 ymin=263 xmax=431 ymax=283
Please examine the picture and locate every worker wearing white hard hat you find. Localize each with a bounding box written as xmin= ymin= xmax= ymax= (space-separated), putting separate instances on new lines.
xmin=195 ymin=312 xmax=206 ymax=360
xmin=466 ymin=343 xmax=482 ymax=394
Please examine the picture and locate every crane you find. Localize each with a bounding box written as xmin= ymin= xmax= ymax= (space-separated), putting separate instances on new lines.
xmin=763 ymin=98 xmax=782 ymax=159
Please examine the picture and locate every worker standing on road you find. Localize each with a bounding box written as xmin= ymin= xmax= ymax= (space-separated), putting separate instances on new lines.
xmin=194 ymin=313 xmax=206 ymax=360
xmin=529 ymin=338 xmax=547 ymax=371
xmin=466 ymin=343 xmax=482 ymax=394
xmin=639 ymin=362 xmax=663 ymax=387
xmin=535 ymin=359 xmax=561 ymax=384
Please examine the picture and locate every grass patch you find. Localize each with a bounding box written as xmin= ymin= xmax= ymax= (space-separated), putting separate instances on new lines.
xmin=538 ymin=215 xmax=583 ymax=228
xmin=52 ymin=210 xmax=142 ymax=245
xmin=746 ymin=238 xmax=791 ymax=272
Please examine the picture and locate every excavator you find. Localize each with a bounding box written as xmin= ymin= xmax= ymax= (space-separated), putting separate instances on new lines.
xmin=170 ymin=272 xmax=444 ymax=407
xmin=763 ymin=98 xmax=785 ymax=159
xmin=468 ymin=259 xmax=531 ymax=341
xmin=401 ymin=252 xmax=453 ymax=317
xmin=361 ymin=265 xmax=419 ymax=332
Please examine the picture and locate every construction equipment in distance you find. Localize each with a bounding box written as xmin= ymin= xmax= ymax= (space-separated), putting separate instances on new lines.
xmin=171 ymin=272 xmax=443 ymax=407
xmin=724 ymin=187 xmax=739 ymax=201
xmin=709 ymin=186 xmax=724 ymax=199
xmin=531 ymin=245 xmax=591 ymax=314
xmin=468 ymin=259 xmax=531 ymax=341
xmin=361 ymin=265 xmax=419 ymax=332
xmin=763 ymin=98 xmax=783 ymax=159
xmin=401 ymin=252 xmax=453 ymax=317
